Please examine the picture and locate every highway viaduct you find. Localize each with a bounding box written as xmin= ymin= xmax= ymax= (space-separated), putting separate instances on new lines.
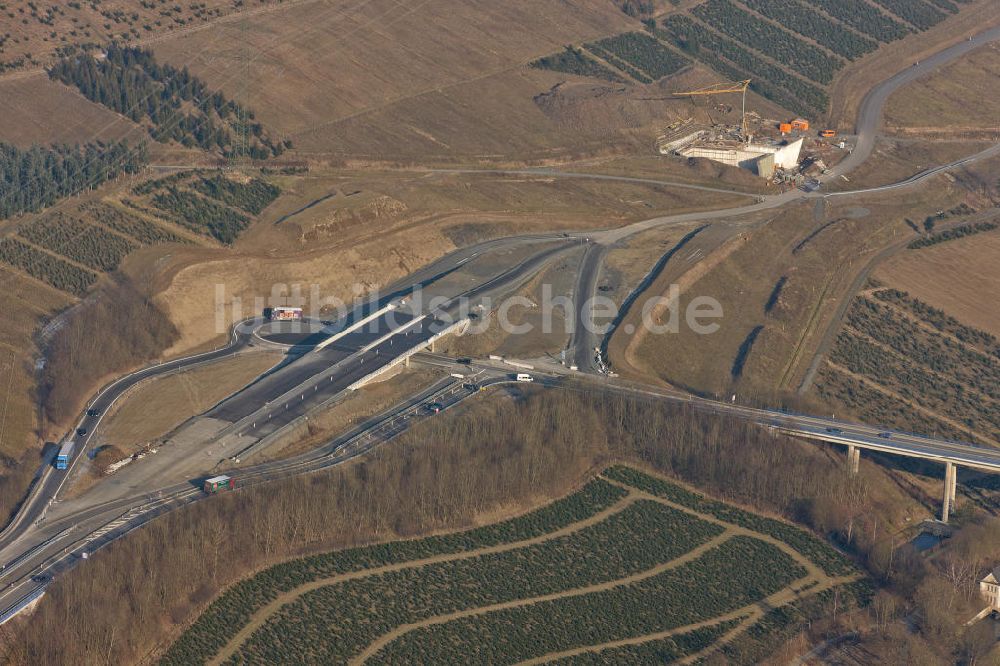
xmin=784 ymin=426 xmax=994 ymax=524
xmin=530 ymin=366 xmax=1000 ymax=525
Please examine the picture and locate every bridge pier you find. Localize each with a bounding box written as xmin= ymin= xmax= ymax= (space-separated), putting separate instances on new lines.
xmin=429 ymin=339 xmax=435 ymax=353
xmin=847 ymin=445 xmax=860 ymax=475
xmin=942 ymin=461 xmax=957 ymax=523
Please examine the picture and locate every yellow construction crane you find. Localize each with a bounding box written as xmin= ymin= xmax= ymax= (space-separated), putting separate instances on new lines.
xmin=672 ymin=79 xmax=752 ymax=141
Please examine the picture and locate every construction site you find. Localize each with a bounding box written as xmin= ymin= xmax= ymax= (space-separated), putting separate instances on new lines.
xmin=657 ymin=79 xmax=849 ymax=185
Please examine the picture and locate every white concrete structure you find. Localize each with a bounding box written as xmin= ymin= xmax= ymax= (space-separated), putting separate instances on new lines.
xmin=658 ymin=130 xmax=705 ymax=154
xmin=981 ymin=568 xmax=1000 ymax=610
xmin=680 ymin=138 xmax=803 ymax=177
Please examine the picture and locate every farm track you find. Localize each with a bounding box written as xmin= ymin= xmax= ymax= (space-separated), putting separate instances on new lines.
xmin=866 ymin=294 xmax=997 ymax=358
xmin=841 ymin=326 xmax=1000 ymax=411
xmin=795 ymin=234 xmax=917 ymax=394
xmin=0 ymin=10 xmax=992 ymax=660
xmin=353 ymin=532 xmax=737 ymax=665
xmin=518 ymin=572 xmax=861 ymax=666
xmin=600 ymin=476 xmax=829 ymax=583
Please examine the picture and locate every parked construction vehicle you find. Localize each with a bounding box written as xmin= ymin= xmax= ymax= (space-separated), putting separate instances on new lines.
xmin=819 ymin=129 xmax=836 ymax=138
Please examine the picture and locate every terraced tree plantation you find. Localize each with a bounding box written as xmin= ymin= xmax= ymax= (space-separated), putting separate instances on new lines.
xmin=657 ymin=15 xmax=829 ymax=116
xmin=531 ymin=0 xmax=986 ymax=121
xmin=125 ymin=170 xmax=281 ymax=245
xmin=163 ymin=467 xmax=864 ymax=665
xmin=583 ymin=31 xmax=690 ymax=83
xmin=741 ymin=0 xmax=878 ymax=60
xmin=815 ymin=285 xmax=1000 ymax=445
xmin=0 ymin=196 xmax=197 ymax=298
xmin=48 ymin=44 xmax=286 ymax=159
xmin=529 ymin=46 xmax=625 ymax=82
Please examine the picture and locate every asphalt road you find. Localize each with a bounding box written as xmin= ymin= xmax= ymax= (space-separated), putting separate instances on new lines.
xmin=0 ymin=235 xmax=581 ymax=617
xmin=209 ymin=310 xmax=417 ymax=422
xmin=528 ymin=364 xmax=1000 ymax=473
xmin=0 ymin=318 xmax=258 ymax=554
xmin=570 ymin=242 xmax=609 ymax=372
xmin=0 ymin=365 xmax=516 ymax=620
xmin=590 ymin=224 xmax=713 ymax=371
xmin=0 ymin=234 xmax=565 ymax=554
xmin=220 ymin=314 xmax=445 ymax=441
xmin=831 ymin=24 xmax=1000 ymax=181
xmin=826 ymin=142 xmax=1000 ymax=197
xmin=208 ymin=239 xmax=576 ymax=437
xmin=572 ymin=24 xmax=1000 ymax=368
xmin=2 ymin=349 xmax=998 ymax=622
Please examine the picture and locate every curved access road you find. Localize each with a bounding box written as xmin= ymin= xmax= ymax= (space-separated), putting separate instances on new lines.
xmin=574 ymin=25 xmax=1000 ymax=367
xmin=0 ymin=230 xmax=574 ymax=551
xmin=0 ymin=318 xmax=264 ymax=553
xmin=0 ymin=368 xmax=518 ymax=623
xmin=831 ymin=23 xmax=1000 ymax=180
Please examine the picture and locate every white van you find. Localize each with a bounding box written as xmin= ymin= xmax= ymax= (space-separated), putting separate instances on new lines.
xmin=515 ymin=373 xmax=533 ymax=383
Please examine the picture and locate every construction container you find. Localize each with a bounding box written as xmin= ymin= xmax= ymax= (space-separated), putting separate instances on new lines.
xmin=778 ymin=123 xmax=792 ymax=134
xmin=791 ymin=118 xmax=810 ymax=131
xmin=204 ymin=475 xmax=235 ymax=493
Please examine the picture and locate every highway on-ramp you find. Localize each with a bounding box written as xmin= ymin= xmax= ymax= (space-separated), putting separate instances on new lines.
xmin=0 ymin=318 xmax=260 ymax=554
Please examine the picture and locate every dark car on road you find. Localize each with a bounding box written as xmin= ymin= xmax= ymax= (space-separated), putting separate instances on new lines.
xmin=877 ymin=432 xmax=892 ymax=439
xmin=426 ymin=402 xmax=443 ymax=414
xmin=86 ymin=408 xmax=100 ymax=417
xmin=825 ymin=427 xmax=842 ymax=434
xmin=76 ymin=427 xmax=88 ymax=437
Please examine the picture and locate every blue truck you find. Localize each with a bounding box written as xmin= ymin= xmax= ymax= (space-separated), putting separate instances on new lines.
xmin=55 ymin=441 xmax=75 ymax=470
